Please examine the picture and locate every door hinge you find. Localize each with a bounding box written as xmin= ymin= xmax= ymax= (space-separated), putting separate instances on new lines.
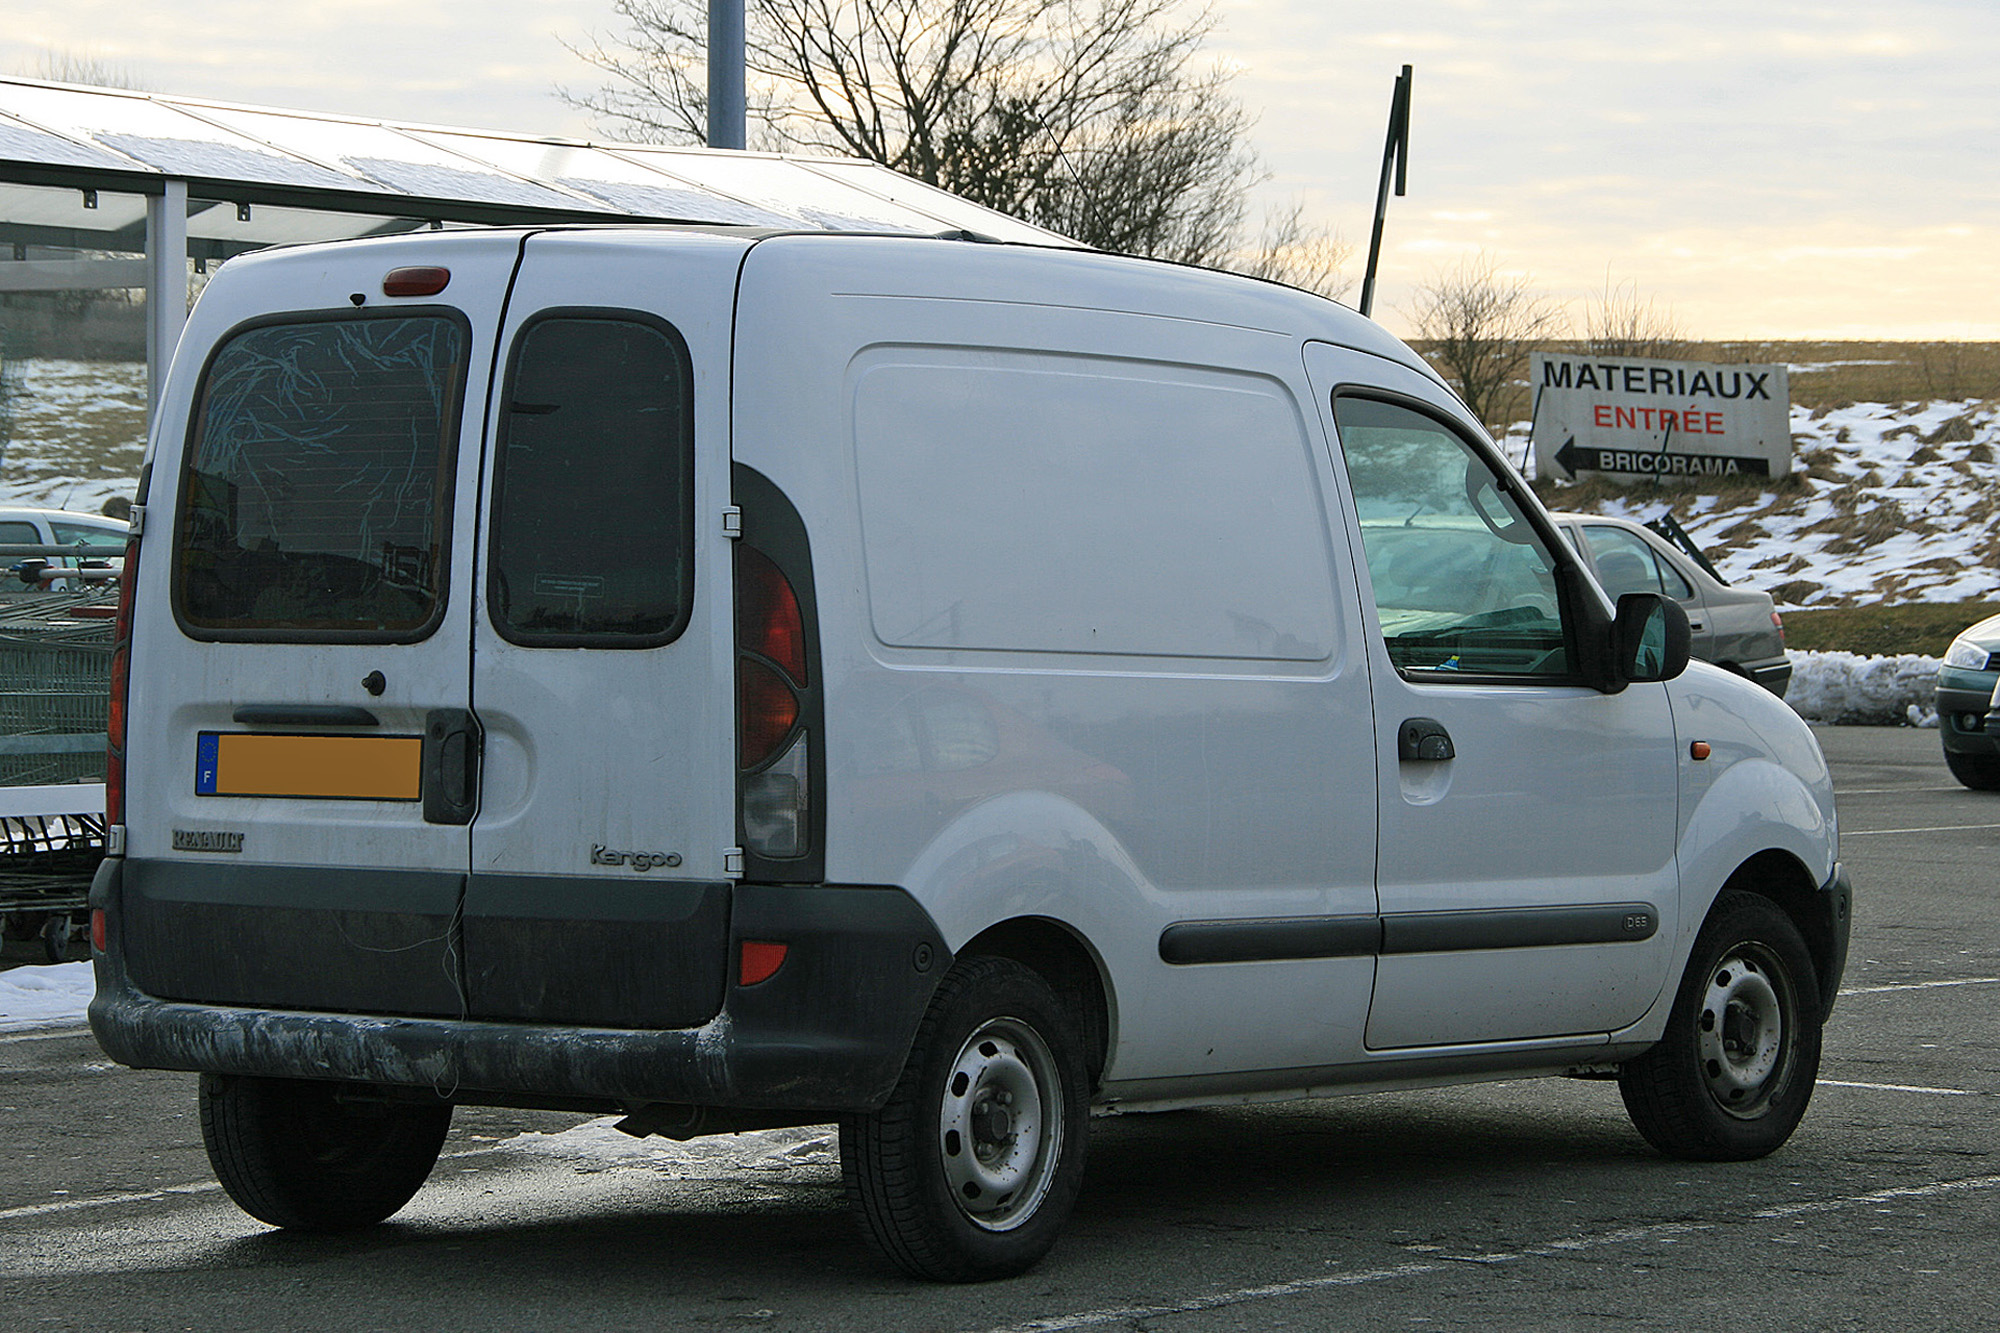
xmin=723 ymin=846 xmax=745 ymax=877
xmin=126 ymin=503 xmax=145 ymax=537
xmin=722 ymin=506 xmax=743 ymax=540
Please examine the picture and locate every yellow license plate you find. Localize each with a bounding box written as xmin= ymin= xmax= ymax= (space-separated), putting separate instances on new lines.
xmin=195 ymin=732 xmax=423 ymax=801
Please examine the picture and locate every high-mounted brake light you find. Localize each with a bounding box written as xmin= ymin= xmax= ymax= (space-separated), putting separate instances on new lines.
xmin=383 ymin=266 xmax=451 ymax=298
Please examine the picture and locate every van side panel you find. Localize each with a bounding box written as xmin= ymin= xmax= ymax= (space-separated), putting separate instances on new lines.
xmin=732 ymin=237 xmax=1382 ymax=1085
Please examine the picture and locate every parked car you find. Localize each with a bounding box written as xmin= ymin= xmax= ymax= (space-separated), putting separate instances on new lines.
xmin=90 ymin=227 xmax=1849 ymax=1282
xmin=0 ymin=505 xmax=128 ymax=593
xmin=1551 ymin=512 xmax=1791 ymax=697
xmin=1938 ymin=614 xmax=2000 ymax=789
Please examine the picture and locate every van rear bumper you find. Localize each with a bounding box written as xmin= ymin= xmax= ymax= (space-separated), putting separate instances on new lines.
xmin=89 ymin=860 xmax=950 ymax=1113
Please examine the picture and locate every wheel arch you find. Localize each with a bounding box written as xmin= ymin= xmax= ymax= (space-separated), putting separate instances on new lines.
xmin=958 ymin=916 xmax=1112 ymax=1090
xmin=1711 ymin=848 xmax=1842 ymax=1016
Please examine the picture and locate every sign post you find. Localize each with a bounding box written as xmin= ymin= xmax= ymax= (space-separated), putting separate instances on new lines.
xmin=1529 ymin=352 xmax=1791 ymax=483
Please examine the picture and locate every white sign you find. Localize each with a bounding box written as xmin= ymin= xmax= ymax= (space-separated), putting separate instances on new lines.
xmin=1530 ymin=352 xmax=1791 ymax=482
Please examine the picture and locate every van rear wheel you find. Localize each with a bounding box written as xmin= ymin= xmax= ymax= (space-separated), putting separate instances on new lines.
xmin=1618 ymin=892 xmax=1821 ymax=1161
xmin=841 ymin=956 xmax=1089 ymax=1282
xmin=199 ymin=1074 xmax=451 ymax=1230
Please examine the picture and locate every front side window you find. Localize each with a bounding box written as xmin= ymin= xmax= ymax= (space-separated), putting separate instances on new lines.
xmin=176 ymin=313 xmax=467 ymax=638
xmin=1335 ymin=396 xmax=1571 ymax=679
xmin=488 ymin=313 xmax=694 ymax=646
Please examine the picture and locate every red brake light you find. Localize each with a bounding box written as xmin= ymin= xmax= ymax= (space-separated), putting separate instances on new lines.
xmin=383 ymin=266 xmax=450 ymax=297
xmin=738 ymin=660 xmax=799 ymax=767
xmin=105 ymin=534 xmax=138 ymax=826
xmin=736 ymin=547 xmax=806 ymax=683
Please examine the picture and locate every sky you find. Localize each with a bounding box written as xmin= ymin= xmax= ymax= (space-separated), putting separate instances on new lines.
xmin=3 ymin=0 xmax=1996 ymax=341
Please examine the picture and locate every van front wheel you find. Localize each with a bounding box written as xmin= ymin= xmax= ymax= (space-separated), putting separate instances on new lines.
xmin=1618 ymin=892 xmax=1822 ymax=1160
xmin=841 ymin=956 xmax=1089 ymax=1282
xmin=199 ymin=1074 xmax=451 ymax=1230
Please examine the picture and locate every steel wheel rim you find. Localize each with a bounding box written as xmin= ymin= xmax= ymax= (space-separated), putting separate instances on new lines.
xmin=1697 ymin=945 xmax=1790 ymax=1119
xmin=938 ymin=1016 xmax=1062 ymax=1232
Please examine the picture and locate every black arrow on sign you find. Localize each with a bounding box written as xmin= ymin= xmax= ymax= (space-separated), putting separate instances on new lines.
xmin=1554 ymin=436 xmax=1770 ymax=480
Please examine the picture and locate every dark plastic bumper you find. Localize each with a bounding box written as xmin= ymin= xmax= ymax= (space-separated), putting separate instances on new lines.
xmin=1815 ymin=862 xmax=1852 ymax=1019
xmin=1937 ymin=665 xmax=2000 ymax=756
xmin=89 ymin=858 xmax=950 ymax=1113
xmin=1748 ymin=657 xmax=1793 ymax=697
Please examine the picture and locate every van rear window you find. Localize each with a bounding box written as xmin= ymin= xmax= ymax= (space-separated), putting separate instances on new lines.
xmin=175 ymin=313 xmax=467 ymax=639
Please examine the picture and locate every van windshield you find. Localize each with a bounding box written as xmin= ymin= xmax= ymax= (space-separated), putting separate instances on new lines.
xmin=175 ymin=313 xmax=468 ymax=638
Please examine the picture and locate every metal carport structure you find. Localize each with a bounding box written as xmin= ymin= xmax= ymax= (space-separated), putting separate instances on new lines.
xmin=0 ymin=76 xmax=1075 ymax=423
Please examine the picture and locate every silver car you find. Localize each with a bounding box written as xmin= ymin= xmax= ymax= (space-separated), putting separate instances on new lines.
xmin=1552 ymin=512 xmax=1791 ymax=696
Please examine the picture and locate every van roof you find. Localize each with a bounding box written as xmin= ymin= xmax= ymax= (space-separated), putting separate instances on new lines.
xmin=220 ymin=223 xmax=1445 ymax=395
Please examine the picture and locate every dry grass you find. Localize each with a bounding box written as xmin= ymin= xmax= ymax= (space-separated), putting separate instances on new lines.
xmin=1782 ymin=600 xmax=2000 ymax=657
xmin=1412 ymin=339 xmax=2000 ymax=424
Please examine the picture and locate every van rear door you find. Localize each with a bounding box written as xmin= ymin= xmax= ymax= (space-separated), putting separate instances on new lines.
xmin=125 ymin=235 xmax=515 ymax=1017
xmin=459 ymin=232 xmax=740 ymax=1030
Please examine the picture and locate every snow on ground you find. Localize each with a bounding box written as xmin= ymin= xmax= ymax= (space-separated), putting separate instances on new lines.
xmin=0 ymin=358 xmax=148 ymax=514
xmin=1786 ymin=651 xmax=1942 ymax=726
xmin=1502 ymin=397 xmax=2000 ymax=609
xmin=0 ymin=961 xmax=93 ymax=1032
xmin=508 ymin=1118 xmax=840 ymax=1176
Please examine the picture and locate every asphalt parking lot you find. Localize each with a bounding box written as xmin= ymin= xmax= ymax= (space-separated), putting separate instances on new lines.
xmin=2 ymin=724 xmax=1995 ymax=1331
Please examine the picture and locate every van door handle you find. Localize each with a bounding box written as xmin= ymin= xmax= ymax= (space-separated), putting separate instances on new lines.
xmin=233 ymin=704 xmax=380 ymax=727
xmin=1398 ymin=717 xmax=1455 ymax=762
xmin=423 ymin=708 xmax=483 ymax=825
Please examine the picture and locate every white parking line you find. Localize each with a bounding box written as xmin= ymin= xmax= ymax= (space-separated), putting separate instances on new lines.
xmin=968 ymin=1176 xmax=2000 ymax=1333
xmin=0 ymin=1143 xmax=513 ymax=1224
xmin=1818 ymin=1079 xmax=1977 ymax=1096
xmin=1840 ymin=977 xmax=2000 ymax=995
xmin=1843 ymin=823 xmax=2000 ymax=836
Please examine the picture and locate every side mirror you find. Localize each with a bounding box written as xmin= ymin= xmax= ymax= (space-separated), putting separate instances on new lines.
xmin=1613 ymin=592 xmax=1692 ymax=684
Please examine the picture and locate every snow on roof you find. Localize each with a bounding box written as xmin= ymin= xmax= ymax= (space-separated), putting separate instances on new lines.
xmin=0 ymin=75 xmax=1079 ymax=246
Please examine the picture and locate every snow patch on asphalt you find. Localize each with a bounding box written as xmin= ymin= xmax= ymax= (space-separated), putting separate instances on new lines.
xmin=0 ymin=962 xmax=93 ymax=1032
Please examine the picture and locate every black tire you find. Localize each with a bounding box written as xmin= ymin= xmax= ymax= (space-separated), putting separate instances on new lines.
xmin=40 ymin=914 xmax=72 ymax=963
xmin=1944 ymin=749 xmax=2000 ymax=791
xmin=841 ymin=956 xmax=1090 ymax=1282
xmin=1619 ymin=892 xmax=1822 ymax=1161
xmin=199 ymin=1074 xmax=452 ymax=1231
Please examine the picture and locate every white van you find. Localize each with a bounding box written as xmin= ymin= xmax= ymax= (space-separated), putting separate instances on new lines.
xmin=89 ymin=227 xmax=1850 ymax=1281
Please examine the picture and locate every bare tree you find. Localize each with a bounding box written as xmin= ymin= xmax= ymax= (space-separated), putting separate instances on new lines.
xmin=1234 ymin=202 xmax=1353 ymax=301
xmin=1585 ymin=273 xmax=1682 ymax=359
xmin=563 ymin=0 xmax=1341 ymax=281
xmin=29 ymin=51 xmax=147 ymax=90
xmin=1406 ymin=252 xmax=1567 ymax=431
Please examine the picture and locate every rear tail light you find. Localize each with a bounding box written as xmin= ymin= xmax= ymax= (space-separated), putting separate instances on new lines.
xmin=105 ymin=533 xmax=139 ymax=827
xmin=1771 ymin=609 xmax=1785 ymax=646
xmin=736 ymin=545 xmax=811 ymax=860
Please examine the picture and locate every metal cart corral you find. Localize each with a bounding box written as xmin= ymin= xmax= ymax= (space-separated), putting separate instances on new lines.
xmin=0 ymin=577 xmax=115 ymax=962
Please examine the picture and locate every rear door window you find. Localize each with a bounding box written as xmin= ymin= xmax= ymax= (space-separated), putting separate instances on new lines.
xmin=487 ymin=312 xmax=695 ymax=647
xmin=174 ymin=312 xmax=469 ymax=640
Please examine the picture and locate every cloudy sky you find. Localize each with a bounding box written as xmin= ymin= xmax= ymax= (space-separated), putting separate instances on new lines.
xmin=4 ymin=0 xmax=1996 ymax=340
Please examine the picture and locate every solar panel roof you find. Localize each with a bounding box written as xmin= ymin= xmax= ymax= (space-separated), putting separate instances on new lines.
xmin=0 ymin=76 xmax=1078 ymax=250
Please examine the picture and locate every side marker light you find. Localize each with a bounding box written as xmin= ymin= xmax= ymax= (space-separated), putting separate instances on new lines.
xmin=1690 ymin=741 xmax=1712 ymax=761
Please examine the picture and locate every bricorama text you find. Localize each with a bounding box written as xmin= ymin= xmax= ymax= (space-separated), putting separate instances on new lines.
xmin=1590 ymin=450 xmax=1751 ymax=476
xmin=1592 ymin=404 xmax=1728 ymax=435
